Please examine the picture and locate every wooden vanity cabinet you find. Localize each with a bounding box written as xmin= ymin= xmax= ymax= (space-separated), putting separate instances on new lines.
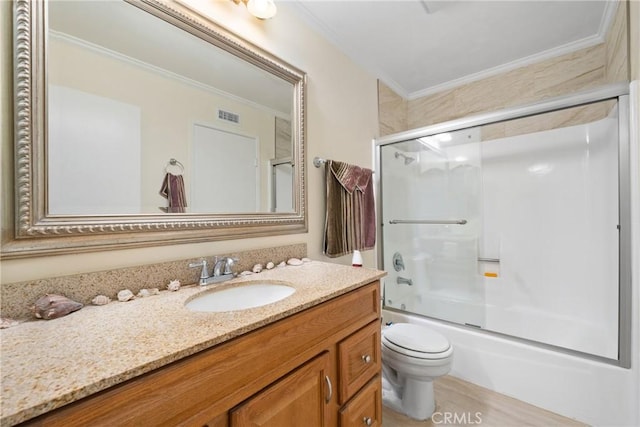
xmin=23 ymin=281 xmax=381 ymax=427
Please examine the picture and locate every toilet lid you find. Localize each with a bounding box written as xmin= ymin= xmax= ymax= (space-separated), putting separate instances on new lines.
xmin=383 ymin=323 xmax=450 ymax=354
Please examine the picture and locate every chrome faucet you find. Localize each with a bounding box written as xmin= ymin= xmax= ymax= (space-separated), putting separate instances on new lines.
xmin=189 ymin=256 xmax=239 ymax=286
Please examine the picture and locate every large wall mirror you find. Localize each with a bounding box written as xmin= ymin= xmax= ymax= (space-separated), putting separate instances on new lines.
xmin=4 ymin=0 xmax=307 ymax=258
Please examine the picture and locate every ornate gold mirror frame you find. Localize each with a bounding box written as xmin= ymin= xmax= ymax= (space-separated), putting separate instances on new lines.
xmin=3 ymin=0 xmax=307 ymax=259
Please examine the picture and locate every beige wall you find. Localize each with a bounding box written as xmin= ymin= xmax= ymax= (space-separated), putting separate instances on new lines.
xmin=0 ymin=0 xmax=380 ymax=283
xmin=379 ymin=1 xmax=630 ymax=135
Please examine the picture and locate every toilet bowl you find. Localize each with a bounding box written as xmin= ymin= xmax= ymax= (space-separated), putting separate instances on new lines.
xmin=381 ymin=323 xmax=453 ymax=420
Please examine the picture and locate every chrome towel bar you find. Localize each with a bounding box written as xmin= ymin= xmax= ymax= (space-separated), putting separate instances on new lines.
xmin=478 ymin=257 xmax=500 ymax=263
xmin=389 ymin=219 xmax=467 ymax=225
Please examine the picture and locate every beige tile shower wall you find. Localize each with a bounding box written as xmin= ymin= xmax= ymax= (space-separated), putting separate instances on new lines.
xmin=378 ymin=81 xmax=408 ymax=136
xmin=605 ymin=1 xmax=629 ymax=84
xmin=392 ymin=2 xmax=629 ymax=132
xmin=632 ymin=1 xmax=640 ymax=81
xmin=407 ymin=44 xmax=608 ymax=130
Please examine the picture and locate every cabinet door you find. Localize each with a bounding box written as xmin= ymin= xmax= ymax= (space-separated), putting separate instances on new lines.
xmin=230 ymin=352 xmax=332 ymax=427
xmin=339 ymin=376 xmax=382 ymax=427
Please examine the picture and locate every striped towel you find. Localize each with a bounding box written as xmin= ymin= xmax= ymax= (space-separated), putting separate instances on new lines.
xmin=159 ymin=173 xmax=187 ymax=213
xmin=323 ymin=160 xmax=376 ymax=257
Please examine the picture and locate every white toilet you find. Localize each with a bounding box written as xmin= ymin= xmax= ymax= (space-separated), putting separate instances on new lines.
xmin=381 ymin=323 xmax=453 ymax=420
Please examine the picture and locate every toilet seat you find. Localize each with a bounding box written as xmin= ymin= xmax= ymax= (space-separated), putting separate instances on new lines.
xmin=383 ymin=323 xmax=452 ymax=360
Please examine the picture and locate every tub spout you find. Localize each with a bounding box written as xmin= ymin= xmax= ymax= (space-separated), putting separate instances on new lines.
xmin=397 ymin=276 xmax=413 ymax=286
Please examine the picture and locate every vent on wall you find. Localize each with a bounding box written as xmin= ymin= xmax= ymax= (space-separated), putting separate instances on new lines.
xmin=218 ymin=109 xmax=240 ymax=124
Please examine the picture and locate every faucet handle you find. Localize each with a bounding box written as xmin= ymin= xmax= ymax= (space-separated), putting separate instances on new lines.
xmin=223 ymin=257 xmax=239 ymax=275
xmin=189 ymin=259 xmax=209 ymax=279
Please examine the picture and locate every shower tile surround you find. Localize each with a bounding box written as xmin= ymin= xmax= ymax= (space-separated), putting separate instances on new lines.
xmin=0 ymin=243 xmax=306 ymax=320
xmin=378 ymin=82 xmax=407 ymax=136
xmin=378 ymin=1 xmax=629 ymax=135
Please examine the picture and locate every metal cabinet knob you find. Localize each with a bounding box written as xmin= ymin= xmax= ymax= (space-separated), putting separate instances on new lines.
xmin=363 ymin=417 xmax=372 ymax=426
xmin=361 ymin=354 xmax=372 ymax=363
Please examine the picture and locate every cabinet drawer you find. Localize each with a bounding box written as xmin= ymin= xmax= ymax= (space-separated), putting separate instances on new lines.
xmin=339 ymin=376 xmax=382 ymax=427
xmin=338 ymin=321 xmax=381 ymax=404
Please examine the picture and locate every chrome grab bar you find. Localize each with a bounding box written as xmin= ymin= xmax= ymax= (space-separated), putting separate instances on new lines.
xmin=389 ymin=219 xmax=467 ymax=225
xmin=478 ymin=257 xmax=500 ymax=263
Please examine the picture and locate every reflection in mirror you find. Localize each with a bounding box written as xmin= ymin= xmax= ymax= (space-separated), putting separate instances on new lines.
xmin=5 ymin=0 xmax=307 ymax=258
xmin=47 ymin=0 xmax=294 ymax=215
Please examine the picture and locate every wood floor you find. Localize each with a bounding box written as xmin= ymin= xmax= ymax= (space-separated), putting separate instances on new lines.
xmin=382 ymin=376 xmax=587 ymax=427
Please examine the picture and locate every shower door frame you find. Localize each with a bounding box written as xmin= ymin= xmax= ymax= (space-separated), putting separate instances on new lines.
xmin=374 ymin=83 xmax=632 ymax=368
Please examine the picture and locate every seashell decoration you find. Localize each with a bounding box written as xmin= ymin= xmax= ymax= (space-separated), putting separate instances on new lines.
xmin=117 ymin=289 xmax=135 ymax=302
xmin=252 ymin=264 xmax=263 ymax=273
xmin=91 ymin=295 xmax=111 ymax=306
xmin=239 ymin=270 xmax=254 ymax=276
xmin=301 ymin=258 xmax=311 ymax=263
xmin=287 ymin=258 xmax=303 ymax=266
xmin=167 ymin=280 xmax=181 ymax=292
xmin=266 ymin=262 xmax=275 ymax=270
xmin=32 ymin=294 xmax=83 ymax=320
xmin=277 ymin=261 xmax=286 ymax=268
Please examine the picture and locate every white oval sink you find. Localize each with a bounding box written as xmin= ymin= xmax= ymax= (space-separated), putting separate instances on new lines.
xmin=185 ymin=282 xmax=295 ymax=313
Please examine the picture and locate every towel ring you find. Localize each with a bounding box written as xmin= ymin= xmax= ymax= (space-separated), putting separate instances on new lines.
xmin=165 ymin=158 xmax=184 ymax=174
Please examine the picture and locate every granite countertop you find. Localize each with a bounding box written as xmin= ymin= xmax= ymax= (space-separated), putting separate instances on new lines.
xmin=0 ymin=261 xmax=386 ymax=426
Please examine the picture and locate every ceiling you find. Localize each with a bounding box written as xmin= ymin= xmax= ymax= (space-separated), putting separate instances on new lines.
xmin=285 ymin=0 xmax=615 ymax=100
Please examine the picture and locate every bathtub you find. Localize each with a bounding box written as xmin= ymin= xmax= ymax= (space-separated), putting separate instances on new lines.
xmin=387 ymin=285 xmax=616 ymax=359
xmin=381 ymin=308 xmax=638 ymax=426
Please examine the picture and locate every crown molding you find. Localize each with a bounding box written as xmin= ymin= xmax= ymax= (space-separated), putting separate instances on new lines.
xmin=404 ymin=0 xmax=619 ymax=100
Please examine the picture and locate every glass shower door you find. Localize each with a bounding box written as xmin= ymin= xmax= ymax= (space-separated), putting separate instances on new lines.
xmin=378 ymin=95 xmax=625 ymax=362
xmin=380 ymin=128 xmax=485 ymax=327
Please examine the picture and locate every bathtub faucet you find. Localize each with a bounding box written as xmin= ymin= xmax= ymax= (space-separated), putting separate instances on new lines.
xmin=397 ymin=276 xmax=413 ymax=286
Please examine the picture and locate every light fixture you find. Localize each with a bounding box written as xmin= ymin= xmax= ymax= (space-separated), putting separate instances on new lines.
xmin=233 ymin=0 xmax=277 ymax=20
